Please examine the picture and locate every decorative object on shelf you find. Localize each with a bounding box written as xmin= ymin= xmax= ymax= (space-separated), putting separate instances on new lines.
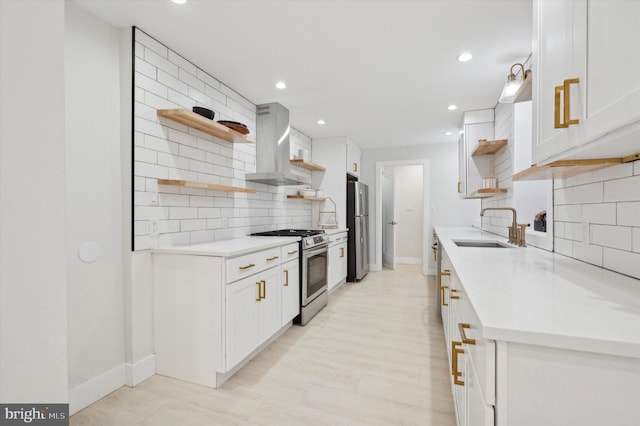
xmin=498 ymin=62 xmax=532 ymax=103
xmin=157 ymin=178 xmax=256 ymax=193
xmin=483 ymin=159 xmax=497 ymax=189
xmin=156 ymin=109 xmax=255 ymax=143
xmin=217 ymin=120 xmax=249 ymax=135
xmin=534 ymin=210 xmax=547 ymax=232
xmin=318 ymin=197 xmax=338 ymax=229
xmin=192 ymin=106 xmax=215 ymax=120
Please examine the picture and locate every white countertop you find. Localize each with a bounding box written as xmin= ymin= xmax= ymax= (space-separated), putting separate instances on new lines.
xmin=152 ymin=236 xmax=300 ymax=258
xmin=435 ymin=226 xmax=640 ymax=359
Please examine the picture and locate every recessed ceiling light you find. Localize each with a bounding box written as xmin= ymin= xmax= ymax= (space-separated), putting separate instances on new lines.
xmin=444 ymin=131 xmax=453 ymax=136
xmin=275 ymin=81 xmax=287 ymax=89
xmin=448 ymin=104 xmax=458 ymax=111
xmin=457 ymin=52 xmax=472 ymax=62
xmin=171 ymin=0 xmax=187 ymax=4
xmin=317 ymin=119 xmax=326 ymax=125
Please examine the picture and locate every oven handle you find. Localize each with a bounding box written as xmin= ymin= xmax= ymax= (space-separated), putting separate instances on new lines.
xmin=304 ymin=244 xmax=328 ymax=257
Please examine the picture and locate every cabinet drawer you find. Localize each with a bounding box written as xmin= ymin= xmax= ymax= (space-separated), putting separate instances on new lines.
xmin=328 ymin=232 xmax=348 ymax=247
xmin=226 ymin=247 xmax=281 ymax=284
xmin=280 ymin=242 xmax=299 ymax=261
xmin=455 ymin=285 xmax=496 ymax=406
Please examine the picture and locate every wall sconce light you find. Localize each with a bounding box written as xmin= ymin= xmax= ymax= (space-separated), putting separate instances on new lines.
xmin=498 ymin=63 xmax=532 ymax=103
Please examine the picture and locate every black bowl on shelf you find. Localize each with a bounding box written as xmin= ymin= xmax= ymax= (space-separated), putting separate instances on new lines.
xmin=192 ymin=106 xmax=215 ymax=120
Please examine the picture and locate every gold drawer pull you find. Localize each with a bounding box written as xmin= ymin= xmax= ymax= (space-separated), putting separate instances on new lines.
xmin=284 ymin=270 xmax=289 ymax=286
xmin=255 ymin=281 xmax=261 ymax=302
xmin=452 ymin=341 xmax=465 ymax=386
xmin=239 ymin=263 xmax=256 ymax=270
xmin=260 ymin=280 xmax=266 ymax=300
xmin=450 ymin=288 xmax=460 ymax=300
xmin=353 ymin=162 xmax=358 ymax=172
xmin=459 ymin=323 xmax=476 ymax=345
xmin=287 ymin=250 xmax=297 ymax=255
xmin=336 ymin=237 xmax=342 ymax=241
xmin=457 ymin=181 xmax=462 ymax=193
xmin=440 ymin=270 xmax=450 ymax=307
xmin=266 ymin=256 xmax=279 ymax=261
xmin=340 ymin=247 xmax=345 ymax=258
xmin=554 ymin=77 xmax=580 ymax=129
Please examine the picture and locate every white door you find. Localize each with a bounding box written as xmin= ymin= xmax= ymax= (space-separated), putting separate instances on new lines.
xmin=382 ymin=168 xmax=396 ymax=269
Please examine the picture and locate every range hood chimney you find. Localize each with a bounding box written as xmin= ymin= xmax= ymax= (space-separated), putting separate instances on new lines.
xmin=245 ymin=102 xmax=309 ymax=186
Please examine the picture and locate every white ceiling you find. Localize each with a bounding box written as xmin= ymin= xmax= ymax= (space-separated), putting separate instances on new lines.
xmin=75 ymin=0 xmax=532 ymax=150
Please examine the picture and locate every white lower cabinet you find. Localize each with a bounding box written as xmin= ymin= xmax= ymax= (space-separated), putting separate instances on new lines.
xmin=225 ymin=266 xmax=281 ymax=370
xmin=327 ymin=232 xmax=348 ymax=291
xmin=152 ymin=242 xmax=298 ymax=388
xmin=442 ymin=247 xmax=640 ymax=426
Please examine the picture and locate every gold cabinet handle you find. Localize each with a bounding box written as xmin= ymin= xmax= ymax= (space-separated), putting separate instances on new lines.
xmin=260 ymin=280 xmax=266 ymax=300
xmin=284 ymin=270 xmax=289 ymax=286
xmin=256 ymin=281 xmax=261 ymax=302
xmin=336 ymin=237 xmax=342 ymax=241
xmin=440 ymin=270 xmax=451 ymax=307
xmin=240 ymin=263 xmax=256 ymax=270
xmin=287 ymin=250 xmax=297 ymax=255
xmin=353 ymin=162 xmax=358 ymax=172
xmin=450 ymin=288 xmax=460 ymax=300
xmin=458 ymin=323 xmax=476 ymax=345
xmin=457 ymin=181 xmax=462 ymax=193
xmin=554 ymin=77 xmax=580 ymax=129
xmin=266 ymin=256 xmax=279 ymax=261
xmin=340 ymin=247 xmax=345 ymax=258
xmin=452 ymin=341 xmax=465 ymax=386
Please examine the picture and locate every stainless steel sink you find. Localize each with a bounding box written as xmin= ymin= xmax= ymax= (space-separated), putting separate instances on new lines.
xmin=453 ymin=239 xmax=513 ymax=248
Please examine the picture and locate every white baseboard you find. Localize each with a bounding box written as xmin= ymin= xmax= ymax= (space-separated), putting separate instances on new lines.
xmin=125 ymin=354 xmax=156 ymax=387
xmin=69 ymin=363 xmax=125 ymax=415
xmin=396 ymin=257 xmax=422 ymax=265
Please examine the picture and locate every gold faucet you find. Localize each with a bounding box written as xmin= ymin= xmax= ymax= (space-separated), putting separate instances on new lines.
xmin=480 ymin=207 xmax=527 ymax=246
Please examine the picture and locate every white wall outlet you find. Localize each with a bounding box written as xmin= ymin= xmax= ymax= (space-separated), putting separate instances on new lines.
xmin=222 ymin=217 xmax=228 ymax=229
xmin=149 ymin=219 xmax=159 ymax=236
xmin=151 ymin=190 xmax=158 ymax=205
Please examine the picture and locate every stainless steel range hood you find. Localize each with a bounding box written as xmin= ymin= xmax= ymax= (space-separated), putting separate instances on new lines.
xmin=245 ymin=103 xmax=310 ymax=186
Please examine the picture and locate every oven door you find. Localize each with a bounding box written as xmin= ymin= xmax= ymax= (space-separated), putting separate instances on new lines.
xmin=302 ymin=244 xmax=328 ymax=305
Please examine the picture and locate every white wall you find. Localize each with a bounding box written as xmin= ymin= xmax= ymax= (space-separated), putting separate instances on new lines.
xmin=64 ymin=2 xmax=126 ymax=411
xmin=0 ymin=0 xmax=69 ymax=402
xmin=389 ymin=165 xmax=423 ymax=263
xmin=362 ymin=143 xmax=478 ymax=274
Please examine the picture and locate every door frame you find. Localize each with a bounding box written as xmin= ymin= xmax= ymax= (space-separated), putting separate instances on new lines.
xmin=381 ymin=167 xmax=396 ymax=269
xmin=373 ymin=158 xmax=430 ymax=275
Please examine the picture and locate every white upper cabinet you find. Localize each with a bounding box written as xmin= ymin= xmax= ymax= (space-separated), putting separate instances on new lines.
xmin=533 ymin=0 xmax=640 ymax=164
xmin=346 ymin=139 xmax=362 ymax=178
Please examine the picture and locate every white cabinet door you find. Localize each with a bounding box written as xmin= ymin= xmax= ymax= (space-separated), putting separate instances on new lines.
xmin=281 ymin=259 xmax=300 ymax=326
xmin=226 ymin=275 xmax=260 ymax=370
xmin=466 ymin=359 xmax=494 ymax=426
xmin=532 ymin=0 xmax=587 ymax=164
xmin=256 ymin=267 xmax=282 ymax=345
xmin=346 ymin=139 xmax=361 ymax=178
xmin=582 ymin=0 xmax=640 ymax=147
xmin=337 ymin=242 xmax=347 ymax=283
xmin=327 ymin=243 xmax=340 ymax=291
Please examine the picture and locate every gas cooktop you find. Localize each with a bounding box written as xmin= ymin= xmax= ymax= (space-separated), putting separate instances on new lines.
xmin=251 ymin=229 xmax=325 ymax=237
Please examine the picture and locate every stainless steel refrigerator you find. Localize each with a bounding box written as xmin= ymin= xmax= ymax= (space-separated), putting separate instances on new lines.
xmin=347 ymin=181 xmax=370 ymax=281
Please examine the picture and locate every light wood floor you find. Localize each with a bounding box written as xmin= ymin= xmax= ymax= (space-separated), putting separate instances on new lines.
xmin=71 ymin=264 xmax=455 ymax=425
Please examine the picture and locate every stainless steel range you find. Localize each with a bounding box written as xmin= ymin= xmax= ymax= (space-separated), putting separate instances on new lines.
xmin=251 ymin=229 xmax=328 ymax=325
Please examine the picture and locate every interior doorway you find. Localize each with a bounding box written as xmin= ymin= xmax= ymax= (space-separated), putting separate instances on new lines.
xmin=375 ymin=159 xmax=429 ymax=275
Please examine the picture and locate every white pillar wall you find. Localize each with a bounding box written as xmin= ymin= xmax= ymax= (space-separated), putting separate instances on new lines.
xmin=0 ymin=0 xmax=69 ymax=402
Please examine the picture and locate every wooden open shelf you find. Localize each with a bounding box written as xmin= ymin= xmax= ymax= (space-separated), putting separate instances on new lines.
xmin=157 ymin=109 xmax=256 ymax=143
xmin=512 ymin=154 xmax=640 ymax=181
xmin=289 ymin=159 xmax=326 ymax=171
xmin=471 ymin=139 xmax=508 ymax=156
xmin=287 ymin=195 xmax=326 ymax=201
xmin=465 ymin=188 xmax=507 ymax=199
xmin=157 ymin=179 xmax=256 ymax=193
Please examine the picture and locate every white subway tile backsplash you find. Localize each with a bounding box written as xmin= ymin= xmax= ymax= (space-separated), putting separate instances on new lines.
xmin=603 ymin=248 xmax=640 ymax=279
xmin=604 ymin=174 xmax=640 ymax=202
xmin=133 ymin=30 xmax=312 ymax=250
xmin=572 ymin=241 xmax=603 ymax=267
xmin=564 ymin=222 xmax=584 ymax=242
xmin=633 ymin=228 xmax=640 ymax=253
xmin=555 ymin=204 xmax=581 ymax=222
xmin=591 ymin=224 xmax=632 ymax=250
xmin=134 ymin=41 xmax=144 ymax=58
xmin=571 ymin=182 xmax=604 ymax=204
xmin=169 ymin=207 xmax=198 ymax=220
xmin=618 ymin=202 xmax=640 ymax=226
xmin=168 ymin=50 xmax=197 ymax=76
xmin=581 ymin=203 xmax=616 ymax=225
xmin=157 ymin=69 xmax=189 ymax=96
xmin=144 ymin=48 xmax=178 ymax=77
